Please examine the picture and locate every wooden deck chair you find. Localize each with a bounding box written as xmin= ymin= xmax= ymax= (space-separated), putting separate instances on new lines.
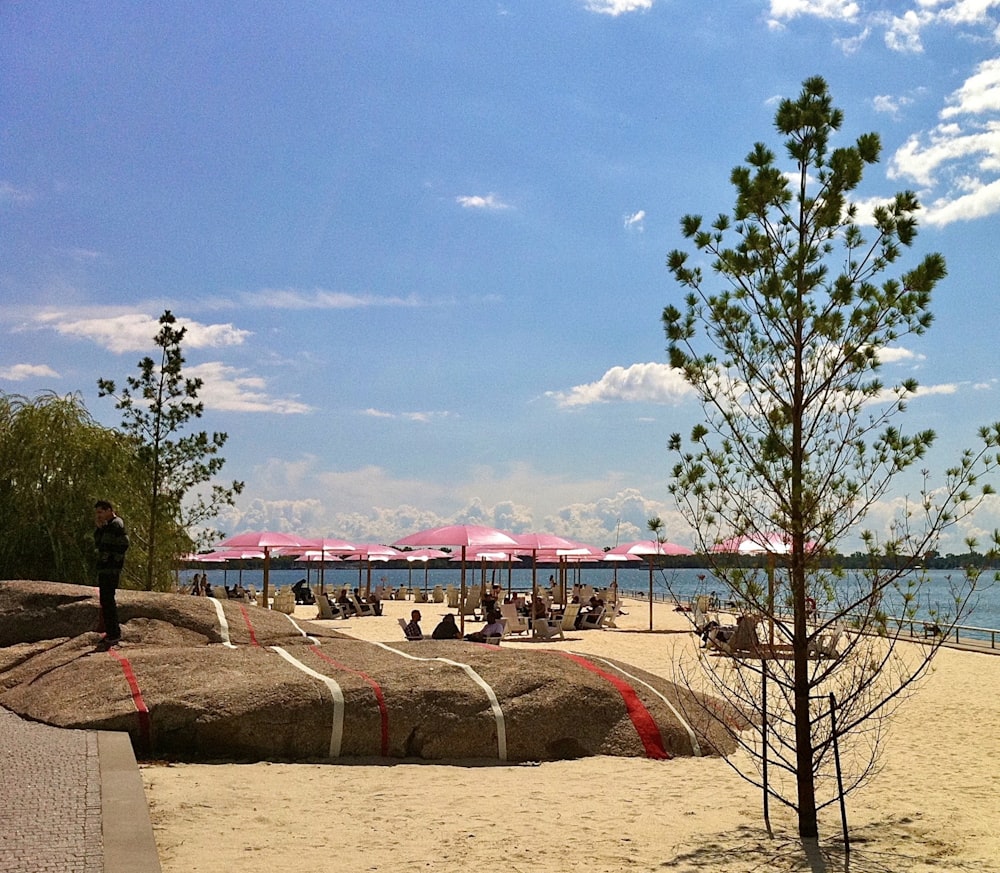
xmin=432 ymin=585 xmax=445 ymax=603
xmin=348 ymin=592 xmax=375 ymax=617
xmin=315 ymin=593 xmax=344 ymax=620
xmin=560 ymin=603 xmax=581 ymax=631
xmin=578 ymin=606 xmax=606 ymax=630
xmin=460 ymin=590 xmax=481 ymax=618
xmin=533 ymin=617 xmax=565 ymax=641
xmin=692 ymin=595 xmax=713 ymax=633
xmin=809 ymin=625 xmax=845 ymax=658
xmin=708 ymin=615 xmax=761 ymax=656
xmin=500 ymin=602 xmax=529 ymax=637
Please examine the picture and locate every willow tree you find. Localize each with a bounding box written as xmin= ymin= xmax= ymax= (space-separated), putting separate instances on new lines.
xmin=0 ymin=391 xmax=150 ymax=584
xmin=98 ymin=310 xmax=243 ymax=590
xmin=663 ymin=77 xmax=1000 ymax=840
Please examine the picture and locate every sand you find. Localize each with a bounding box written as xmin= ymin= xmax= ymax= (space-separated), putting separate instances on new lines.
xmin=140 ymin=595 xmax=1000 ymax=872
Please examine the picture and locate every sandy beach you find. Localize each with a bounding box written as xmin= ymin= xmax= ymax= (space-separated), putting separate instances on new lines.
xmin=140 ymin=595 xmax=1000 ymax=872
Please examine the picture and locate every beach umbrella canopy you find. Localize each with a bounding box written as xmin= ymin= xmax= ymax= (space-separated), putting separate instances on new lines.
xmin=393 ymin=525 xmax=519 ymax=632
xmin=607 ymin=540 xmax=694 ymax=630
xmin=216 ymin=531 xmax=313 ymax=606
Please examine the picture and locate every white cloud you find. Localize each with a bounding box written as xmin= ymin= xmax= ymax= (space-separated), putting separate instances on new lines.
xmin=456 ymin=193 xmax=511 ymax=210
xmin=240 ymin=288 xmax=424 ymax=309
xmin=873 ymin=93 xmax=914 ymax=118
xmin=878 ymin=346 xmax=926 ymax=365
xmin=361 ymin=408 xmax=452 ymax=423
xmin=941 ymin=56 xmax=1000 ymax=118
xmin=768 ymin=0 xmax=860 ymax=25
xmin=0 ymin=180 xmax=33 ymax=205
xmin=886 ymin=59 xmax=1000 ymax=225
xmin=186 ymin=362 xmax=312 ymax=414
xmin=0 ymin=363 xmax=60 ymax=381
xmin=35 ymin=310 xmax=250 ymax=353
xmin=547 ymin=362 xmax=694 ymax=408
xmin=624 ymin=209 xmax=646 ymax=231
xmin=583 ymin=0 xmax=653 ymax=15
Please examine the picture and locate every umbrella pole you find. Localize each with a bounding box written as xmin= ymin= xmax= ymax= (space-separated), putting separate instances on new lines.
xmin=648 ymin=558 xmax=654 ymax=631
xmin=460 ymin=546 xmax=467 ymax=635
xmin=263 ymin=547 xmax=271 ymax=610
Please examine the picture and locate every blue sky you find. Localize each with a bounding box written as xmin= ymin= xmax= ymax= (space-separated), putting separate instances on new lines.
xmin=2 ymin=1 xmax=999 ymax=552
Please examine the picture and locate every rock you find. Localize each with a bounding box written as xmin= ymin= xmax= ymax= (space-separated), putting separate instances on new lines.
xmin=0 ymin=580 xmax=740 ymax=763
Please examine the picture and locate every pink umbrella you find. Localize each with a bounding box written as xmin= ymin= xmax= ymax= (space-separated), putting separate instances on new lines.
xmin=402 ymin=548 xmax=450 ymax=591
xmin=345 ymin=544 xmax=402 ymax=594
xmin=192 ymin=548 xmax=266 ymax=589
xmin=216 ymin=531 xmax=313 ymax=608
xmin=295 ymin=538 xmax=356 ymax=593
xmin=607 ymin=539 xmax=695 ymax=630
xmin=393 ymin=525 xmax=519 ymax=632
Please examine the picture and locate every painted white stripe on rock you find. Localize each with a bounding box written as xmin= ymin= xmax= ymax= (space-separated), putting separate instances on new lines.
xmin=369 ymin=641 xmax=507 ymax=761
xmin=270 ymin=646 xmax=345 ymax=758
xmin=283 ymin=612 xmax=320 ymax=644
xmin=210 ymin=597 xmax=237 ymax=648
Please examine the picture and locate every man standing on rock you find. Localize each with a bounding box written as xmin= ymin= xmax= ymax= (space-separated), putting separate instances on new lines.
xmin=94 ymin=499 xmax=129 ymax=649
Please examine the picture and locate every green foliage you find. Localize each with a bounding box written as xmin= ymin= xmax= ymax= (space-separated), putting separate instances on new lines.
xmin=98 ymin=310 xmax=243 ymax=590
xmin=0 ymin=392 xmax=147 ymax=584
xmin=663 ymin=76 xmax=1000 ymax=839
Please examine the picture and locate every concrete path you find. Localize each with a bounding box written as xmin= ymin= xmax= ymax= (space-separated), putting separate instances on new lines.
xmin=0 ymin=707 xmax=161 ymax=873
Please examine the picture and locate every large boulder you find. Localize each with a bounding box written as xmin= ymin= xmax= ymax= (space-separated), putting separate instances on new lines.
xmin=0 ymin=580 xmax=742 ymax=762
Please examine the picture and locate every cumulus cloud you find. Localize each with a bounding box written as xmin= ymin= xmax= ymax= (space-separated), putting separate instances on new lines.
xmin=887 ymin=58 xmax=1000 ymax=225
xmin=240 ymin=288 xmax=424 ymax=309
xmin=35 ymin=310 xmax=250 ymax=353
xmin=583 ymin=0 xmax=653 ymax=16
xmin=0 ymin=363 xmax=60 ymax=381
xmin=547 ymin=362 xmax=694 ymax=408
xmin=186 ymin=362 xmax=312 ymax=414
xmin=877 ymin=346 xmax=926 ymax=365
xmin=456 ymin=193 xmax=512 ymax=210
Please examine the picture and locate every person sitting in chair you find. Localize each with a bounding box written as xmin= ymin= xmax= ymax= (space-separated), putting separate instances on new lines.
xmin=465 ymin=610 xmax=504 ymax=643
xmin=403 ymin=609 xmax=423 ymax=641
xmin=431 ymin=613 xmax=462 ymax=640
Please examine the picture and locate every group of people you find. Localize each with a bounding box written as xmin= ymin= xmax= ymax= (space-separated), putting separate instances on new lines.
xmin=402 ymin=608 xmax=505 ymax=642
xmin=334 ymin=587 xmax=382 ymax=616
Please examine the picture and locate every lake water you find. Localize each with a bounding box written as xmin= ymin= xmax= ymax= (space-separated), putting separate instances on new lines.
xmin=194 ymin=564 xmax=1000 ymax=640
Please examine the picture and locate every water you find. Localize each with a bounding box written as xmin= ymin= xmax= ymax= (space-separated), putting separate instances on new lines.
xmin=191 ymin=564 xmax=1000 ymax=639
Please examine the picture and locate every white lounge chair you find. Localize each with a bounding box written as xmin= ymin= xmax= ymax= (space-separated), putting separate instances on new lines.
xmin=533 ymin=617 xmax=565 ymax=641
xmin=500 ymin=603 xmax=529 ymax=637
xmin=315 ymin=593 xmax=344 ymax=620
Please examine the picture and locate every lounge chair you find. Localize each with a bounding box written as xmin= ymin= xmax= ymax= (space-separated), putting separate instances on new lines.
xmin=692 ymin=595 xmax=713 ymax=633
xmin=348 ymin=592 xmax=375 ymax=617
xmin=559 ymin=603 xmax=581 ymax=631
xmin=707 ymin=615 xmax=761 ymax=656
xmin=315 ymin=593 xmax=344 ymax=620
xmin=533 ymin=617 xmax=565 ymax=641
xmin=500 ymin=603 xmax=530 ymax=637
xmin=578 ymin=606 xmax=606 ymax=630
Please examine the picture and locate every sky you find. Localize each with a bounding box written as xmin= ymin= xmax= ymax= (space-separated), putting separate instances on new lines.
xmin=2 ymin=1 xmax=999 ymax=553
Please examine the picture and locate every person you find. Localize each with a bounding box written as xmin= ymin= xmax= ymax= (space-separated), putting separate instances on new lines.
xmin=530 ymin=597 xmax=548 ymax=626
xmin=431 ymin=613 xmax=462 ymax=640
xmin=93 ymin=500 xmax=129 ymax=649
xmin=403 ymin=609 xmax=423 ymax=641
xmin=465 ymin=610 xmax=504 ymax=643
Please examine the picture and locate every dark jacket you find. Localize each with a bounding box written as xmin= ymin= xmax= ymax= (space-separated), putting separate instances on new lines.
xmin=95 ymin=516 xmax=130 ymax=576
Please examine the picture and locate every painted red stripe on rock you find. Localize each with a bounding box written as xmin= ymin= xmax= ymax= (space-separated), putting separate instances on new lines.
xmin=238 ymin=604 xmax=260 ymax=646
xmin=559 ymin=652 xmax=670 ymax=760
xmin=107 ymin=648 xmax=152 ymax=752
xmin=310 ymin=646 xmax=389 ymax=756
